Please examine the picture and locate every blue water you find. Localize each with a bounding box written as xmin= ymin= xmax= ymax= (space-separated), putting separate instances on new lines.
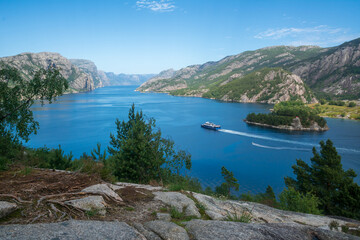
xmin=28 ymin=86 xmax=360 ymax=194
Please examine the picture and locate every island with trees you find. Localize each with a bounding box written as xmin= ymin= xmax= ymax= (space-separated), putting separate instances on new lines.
xmin=245 ymin=101 xmax=329 ymax=131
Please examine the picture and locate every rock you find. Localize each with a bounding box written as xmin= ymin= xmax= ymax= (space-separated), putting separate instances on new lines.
xmin=144 ymin=220 xmax=189 ymax=240
xmin=156 ymin=213 xmax=171 ymax=221
xmin=132 ymin=222 xmax=162 ymax=240
xmin=65 ymin=196 xmax=107 ymax=215
xmin=115 ymin=182 xmax=163 ymax=191
xmin=185 ymin=219 xmax=359 ymax=240
xmin=153 ymin=192 xmax=201 ymax=217
xmin=82 ymin=183 xmax=123 ymax=201
xmin=0 ymin=220 xmax=146 ymax=240
xmin=192 ymin=193 xmax=360 ymax=230
xmin=0 ymin=201 xmax=17 ymax=218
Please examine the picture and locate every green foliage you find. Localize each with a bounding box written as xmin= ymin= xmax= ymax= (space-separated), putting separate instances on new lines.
xmin=246 ymin=100 xmax=327 ymax=128
xmin=108 ymin=104 xmax=192 ymax=183
xmin=224 ymin=210 xmax=253 ymax=223
xmin=319 ymin=99 xmax=327 ymax=105
xmin=91 ymin=143 xmax=107 ymax=162
xmin=215 ymin=166 xmax=239 ymax=197
xmin=279 ymin=187 xmax=321 ymax=214
xmin=348 ymin=102 xmax=356 ymax=107
xmin=170 ymin=206 xmax=185 ymax=219
xmin=166 ymin=176 xmax=203 ymax=192
xmin=285 ymin=139 xmax=360 ymax=219
xmin=240 ymin=185 xmax=278 ymax=208
xmin=329 ymin=100 xmax=346 ymax=106
xmin=0 ymin=66 xmax=68 ymax=145
xmin=329 ymin=220 xmax=339 ymax=231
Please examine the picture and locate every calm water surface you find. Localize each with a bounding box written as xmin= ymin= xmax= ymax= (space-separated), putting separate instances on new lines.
xmin=28 ymin=86 xmax=360 ymax=194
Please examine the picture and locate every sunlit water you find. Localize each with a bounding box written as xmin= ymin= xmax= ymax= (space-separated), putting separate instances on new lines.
xmin=28 ymin=86 xmax=360 ymax=194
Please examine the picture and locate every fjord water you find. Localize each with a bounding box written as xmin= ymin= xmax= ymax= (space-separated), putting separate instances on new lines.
xmin=28 ymin=86 xmax=360 ymax=194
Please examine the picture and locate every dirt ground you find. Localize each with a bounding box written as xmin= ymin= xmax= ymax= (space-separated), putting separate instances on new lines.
xmin=0 ymin=167 xmax=164 ymax=225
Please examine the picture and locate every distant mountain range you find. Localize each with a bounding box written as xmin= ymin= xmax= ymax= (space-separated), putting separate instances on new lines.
xmin=0 ymin=53 xmax=154 ymax=93
xmin=138 ymin=38 xmax=360 ymax=103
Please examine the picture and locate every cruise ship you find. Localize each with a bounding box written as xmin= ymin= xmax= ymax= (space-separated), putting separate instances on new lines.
xmin=201 ymin=122 xmax=221 ymax=131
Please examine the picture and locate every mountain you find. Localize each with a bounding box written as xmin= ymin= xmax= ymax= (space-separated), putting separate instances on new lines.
xmin=0 ymin=52 xmax=100 ymax=93
xmin=70 ymin=59 xmax=106 ymax=88
xmin=102 ymin=72 xmax=155 ymax=86
xmin=0 ymin=52 xmax=154 ymax=93
xmin=138 ymin=38 xmax=360 ymax=102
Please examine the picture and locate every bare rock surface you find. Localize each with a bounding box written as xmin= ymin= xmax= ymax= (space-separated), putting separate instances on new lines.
xmin=154 ymin=191 xmax=201 ymax=217
xmin=115 ymin=182 xmax=163 ymax=191
xmin=144 ymin=220 xmax=189 ymax=240
xmin=0 ymin=201 xmax=17 ymax=218
xmin=82 ymin=183 xmax=123 ymax=201
xmin=185 ymin=219 xmax=360 ymax=240
xmin=156 ymin=213 xmax=171 ymax=221
xmin=192 ymin=193 xmax=358 ymax=229
xmin=0 ymin=220 xmax=146 ymax=240
xmin=65 ymin=196 xmax=107 ymax=215
xmin=132 ymin=222 xmax=162 ymax=240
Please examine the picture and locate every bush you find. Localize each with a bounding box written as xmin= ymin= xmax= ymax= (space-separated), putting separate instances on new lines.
xmin=348 ymin=102 xmax=356 ymax=107
xmin=279 ymin=187 xmax=321 ymax=214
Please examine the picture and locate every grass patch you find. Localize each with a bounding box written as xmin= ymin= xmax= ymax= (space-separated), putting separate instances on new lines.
xmin=85 ymin=208 xmax=100 ymax=217
xmin=19 ymin=167 xmax=33 ymax=176
xmin=224 ymin=210 xmax=253 ymax=223
xmin=124 ymin=206 xmax=135 ymax=211
xmin=308 ymin=103 xmax=360 ymax=120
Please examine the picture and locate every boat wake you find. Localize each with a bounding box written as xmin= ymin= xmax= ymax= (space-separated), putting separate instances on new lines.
xmin=218 ymin=129 xmax=360 ymax=154
xmin=251 ymin=142 xmax=309 ymax=151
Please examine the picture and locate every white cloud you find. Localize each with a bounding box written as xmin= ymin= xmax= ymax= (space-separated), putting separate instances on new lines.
xmin=255 ymin=25 xmax=345 ymax=40
xmin=136 ymin=0 xmax=175 ymax=12
xmin=254 ymin=25 xmax=357 ymax=47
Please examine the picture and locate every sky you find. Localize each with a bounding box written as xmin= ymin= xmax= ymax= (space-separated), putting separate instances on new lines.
xmin=0 ymin=0 xmax=359 ymax=74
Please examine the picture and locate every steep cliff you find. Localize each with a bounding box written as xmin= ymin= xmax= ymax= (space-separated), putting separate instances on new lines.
xmin=0 ymin=52 xmax=95 ymax=93
xmin=138 ymin=37 xmax=360 ymax=101
xmin=70 ymin=59 xmax=105 ymax=88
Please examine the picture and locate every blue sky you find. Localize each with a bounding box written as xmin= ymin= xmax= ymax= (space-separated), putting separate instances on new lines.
xmin=0 ymin=0 xmax=359 ymax=74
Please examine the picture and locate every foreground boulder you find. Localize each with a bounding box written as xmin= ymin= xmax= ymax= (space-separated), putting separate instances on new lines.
xmin=186 ymin=219 xmax=359 ymax=240
xmin=65 ymin=196 xmax=107 ymax=215
xmin=144 ymin=220 xmax=189 ymax=240
xmin=0 ymin=201 xmax=17 ymax=218
xmin=0 ymin=220 xmax=145 ymax=240
xmin=154 ymin=191 xmax=201 ymax=217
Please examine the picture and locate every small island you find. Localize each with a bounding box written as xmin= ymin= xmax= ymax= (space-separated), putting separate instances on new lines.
xmin=245 ymin=101 xmax=329 ymax=131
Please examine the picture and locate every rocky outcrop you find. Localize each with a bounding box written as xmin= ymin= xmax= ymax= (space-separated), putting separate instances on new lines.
xmin=186 ymin=220 xmax=359 ymax=240
xmin=82 ymin=183 xmax=123 ymax=201
xmin=144 ymin=220 xmax=190 ymax=240
xmin=0 ymin=52 xmax=95 ymax=93
xmin=245 ymin=117 xmax=329 ymax=132
xmin=1 ymin=180 xmax=359 ymax=239
xmin=0 ymin=220 xmax=146 ymax=240
xmin=153 ymin=192 xmax=201 ymax=217
xmin=138 ymin=37 xmax=360 ymax=100
xmin=65 ymin=196 xmax=107 ymax=215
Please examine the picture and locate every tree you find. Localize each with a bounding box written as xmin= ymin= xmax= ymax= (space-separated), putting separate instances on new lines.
xmin=216 ymin=166 xmax=239 ymax=197
xmin=285 ymin=139 xmax=360 ymax=219
xmin=0 ymin=65 xmax=68 ymax=150
xmin=108 ymin=104 xmax=191 ymax=183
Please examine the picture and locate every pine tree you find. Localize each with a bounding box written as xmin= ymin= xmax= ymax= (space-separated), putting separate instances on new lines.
xmin=108 ymin=104 xmax=191 ymax=183
xmin=216 ymin=166 xmax=239 ymax=197
xmin=285 ymin=139 xmax=360 ymax=219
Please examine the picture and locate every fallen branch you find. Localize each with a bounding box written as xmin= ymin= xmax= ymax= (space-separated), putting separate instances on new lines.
xmin=0 ymin=194 xmax=32 ymax=203
xmin=28 ymin=213 xmax=46 ymax=224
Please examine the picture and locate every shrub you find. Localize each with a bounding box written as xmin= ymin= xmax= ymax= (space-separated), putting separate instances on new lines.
xmin=348 ymin=102 xmax=356 ymax=107
xmin=279 ymin=187 xmax=321 ymax=214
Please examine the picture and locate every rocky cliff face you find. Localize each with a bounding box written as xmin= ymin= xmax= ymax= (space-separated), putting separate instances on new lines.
xmin=138 ymin=38 xmax=360 ymax=101
xmin=290 ymin=38 xmax=360 ymax=97
xmin=70 ymin=59 xmax=106 ymax=88
xmin=0 ymin=52 xmax=95 ymax=93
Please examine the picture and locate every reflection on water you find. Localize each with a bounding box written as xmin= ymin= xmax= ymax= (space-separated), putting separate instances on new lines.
xmin=28 ymin=86 xmax=360 ymax=194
